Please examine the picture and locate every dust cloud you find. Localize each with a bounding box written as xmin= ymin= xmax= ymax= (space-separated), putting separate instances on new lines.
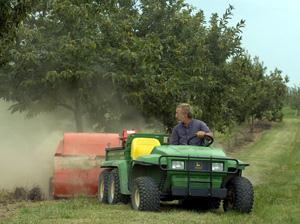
xmin=0 ymin=100 xmax=74 ymax=194
xmin=0 ymin=100 xmax=165 ymax=195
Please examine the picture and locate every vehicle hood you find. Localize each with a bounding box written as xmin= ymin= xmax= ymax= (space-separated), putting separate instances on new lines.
xmin=151 ymin=145 xmax=226 ymax=158
xmin=133 ymin=145 xmax=247 ymax=169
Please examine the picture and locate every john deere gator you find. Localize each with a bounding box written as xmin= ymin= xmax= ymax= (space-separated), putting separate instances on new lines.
xmin=97 ymin=133 xmax=254 ymax=213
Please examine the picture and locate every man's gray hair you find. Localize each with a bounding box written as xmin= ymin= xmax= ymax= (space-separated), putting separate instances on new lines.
xmin=177 ymin=103 xmax=193 ymax=118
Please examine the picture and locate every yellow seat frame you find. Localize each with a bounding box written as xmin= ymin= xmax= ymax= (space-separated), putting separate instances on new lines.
xmin=131 ymin=138 xmax=161 ymax=160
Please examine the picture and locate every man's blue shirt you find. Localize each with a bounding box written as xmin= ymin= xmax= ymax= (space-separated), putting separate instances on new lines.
xmin=170 ymin=119 xmax=210 ymax=146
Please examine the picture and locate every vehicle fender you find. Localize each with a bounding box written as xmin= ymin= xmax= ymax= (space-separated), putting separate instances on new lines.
xmin=227 ymin=159 xmax=249 ymax=170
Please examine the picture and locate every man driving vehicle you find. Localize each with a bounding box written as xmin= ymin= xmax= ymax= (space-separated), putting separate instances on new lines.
xmin=170 ymin=103 xmax=213 ymax=146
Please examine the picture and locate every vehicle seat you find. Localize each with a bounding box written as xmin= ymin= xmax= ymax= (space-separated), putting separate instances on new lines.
xmin=131 ymin=138 xmax=161 ymax=160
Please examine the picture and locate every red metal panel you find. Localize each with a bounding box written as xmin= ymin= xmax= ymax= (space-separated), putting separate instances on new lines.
xmin=53 ymin=167 xmax=104 ymax=197
xmin=61 ymin=133 xmax=121 ymax=156
xmin=52 ymin=132 xmax=121 ymax=198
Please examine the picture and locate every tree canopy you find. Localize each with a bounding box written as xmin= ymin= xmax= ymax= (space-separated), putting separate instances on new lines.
xmin=0 ymin=0 xmax=36 ymax=66
xmin=0 ymin=0 xmax=288 ymax=132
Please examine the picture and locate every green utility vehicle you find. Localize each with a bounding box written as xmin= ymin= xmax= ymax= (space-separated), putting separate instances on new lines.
xmin=98 ymin=133 xmax=253 ymax=213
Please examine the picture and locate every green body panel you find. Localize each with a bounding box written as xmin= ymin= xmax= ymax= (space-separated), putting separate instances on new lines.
xmin=132 ymin=154 xmax=165 ymax=165
xmin=228 ymin=159 xmax=248 ymax=170
xmin=101 ymin=133 xmax=250 ymax=198
xmin=105 ymin=148 xmax=126 ymax=160
xmin=170 ymin=173 xmax=224 ymax=188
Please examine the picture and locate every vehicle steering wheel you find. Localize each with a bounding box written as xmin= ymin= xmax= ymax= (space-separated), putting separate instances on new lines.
xmin=187 ymin=134 xmax=214 ymax=147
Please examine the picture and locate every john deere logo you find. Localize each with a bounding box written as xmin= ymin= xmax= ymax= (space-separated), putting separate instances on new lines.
xmin=195 ymin=162 xmax=202 ymax=169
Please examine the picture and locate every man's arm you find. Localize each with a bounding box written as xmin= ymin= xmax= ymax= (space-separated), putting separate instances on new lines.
xmin=196 ymin=131 xmax=213 ymax=138
xmin=195 ymin=121 xmax=213 ymax=139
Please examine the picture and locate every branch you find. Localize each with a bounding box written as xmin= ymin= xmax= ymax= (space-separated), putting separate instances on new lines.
xmin=56 ymin=103 xmax=75 ymax=111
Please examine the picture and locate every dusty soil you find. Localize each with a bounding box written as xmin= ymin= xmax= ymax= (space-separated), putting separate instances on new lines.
xmin=0 ymin=186 xmax=44 ymax=220
xmin=0 ymin=202 xmax=24 ymax=220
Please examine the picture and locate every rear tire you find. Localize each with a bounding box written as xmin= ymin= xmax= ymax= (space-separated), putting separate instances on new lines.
xmin=107 ymin=169 xmax=127 ymax=204
xmin=131 ymin=176 xmax=160 ymax=211
xmin=28 ymin=186 xmax=43 ymax=201
xmin=49 ymin=177 xmax=54 ymax=200
xmin=98 ymin=169 xmax=110 ymax=203
xmin=223 ymin=176 xmax=254 ymax=213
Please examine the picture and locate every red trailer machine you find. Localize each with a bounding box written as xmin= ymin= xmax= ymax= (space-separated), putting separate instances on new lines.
xmin=49 ymin=132 xmax=121 ymax=198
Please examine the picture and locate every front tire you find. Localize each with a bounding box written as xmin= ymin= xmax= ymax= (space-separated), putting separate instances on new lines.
xmin=131 ymin=176 xmax=160 ymax=211
xmin=223 ymin=176 xmax=254 ymax=213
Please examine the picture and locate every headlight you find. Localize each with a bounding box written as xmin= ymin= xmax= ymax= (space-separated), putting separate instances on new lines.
xmin=172 ymin=161 xmax=185 ymax=170
xmin=212 ymin=162 xmax=224 ymax=172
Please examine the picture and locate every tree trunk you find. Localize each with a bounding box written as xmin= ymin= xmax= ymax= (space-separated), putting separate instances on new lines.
xmin=74 ymin=97 xmax=83 ymax=132
xmin=74 ymin=110 xmax=83 ymax=132
xmin=250 ymin=115 xmax=254 ymax=133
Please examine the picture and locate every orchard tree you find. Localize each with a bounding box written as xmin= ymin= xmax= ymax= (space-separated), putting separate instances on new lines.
xmin=0 ymin=0 xmax=36 ymax=66
xmin=0 ymin=0 xmax=128 ymax=131
xmin=288 ymin=86 xmax=300 ymax=116
xmin=0 ymin=0 xmax=288 ymax=133
xmin=108 ymin=2 xmax=246 ymax=131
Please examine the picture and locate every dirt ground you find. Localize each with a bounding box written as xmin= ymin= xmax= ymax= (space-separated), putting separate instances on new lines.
xmin=0 ymin=187 xmax=44 ymax=220
xmin=0 ymin=202 xmax=23 ymax=220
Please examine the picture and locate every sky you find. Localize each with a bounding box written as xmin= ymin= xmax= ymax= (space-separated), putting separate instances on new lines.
xmin=186 ymin=0 xmax=300 ymax=87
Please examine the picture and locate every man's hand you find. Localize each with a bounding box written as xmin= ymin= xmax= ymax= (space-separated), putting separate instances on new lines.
xmin=196 ymin=131 xmax=206 ymax=139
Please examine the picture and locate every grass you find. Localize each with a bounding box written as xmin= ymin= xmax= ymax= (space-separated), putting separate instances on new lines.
xmin=1 ymin=107 xmax=300 ymax=224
